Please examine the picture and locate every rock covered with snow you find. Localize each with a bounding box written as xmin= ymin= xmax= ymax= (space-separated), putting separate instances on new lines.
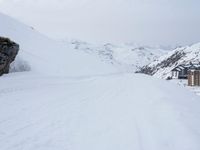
xmin=0 ymin=37 xmax=19 ymax=75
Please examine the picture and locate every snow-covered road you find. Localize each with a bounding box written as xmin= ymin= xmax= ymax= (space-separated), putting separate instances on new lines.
xmin=0 ymin=73 xmax=200 ymax=150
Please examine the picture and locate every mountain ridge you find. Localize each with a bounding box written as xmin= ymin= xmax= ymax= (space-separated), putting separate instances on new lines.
xmin=63 ymin=39 xmax=167 ymax=72
xmin=138 ymin=42 xmax=200 ymax=79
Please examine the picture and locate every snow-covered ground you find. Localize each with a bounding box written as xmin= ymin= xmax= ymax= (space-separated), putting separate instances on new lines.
xmin=0 ymin=12 xmax=200 ymax=150
xmin=170 ymin=79 xmax=200 ymax=96
xmin=1 ymin=73 xmax=200 ymax=150
xmin=190 ymin=87 xmax=200 ymax=96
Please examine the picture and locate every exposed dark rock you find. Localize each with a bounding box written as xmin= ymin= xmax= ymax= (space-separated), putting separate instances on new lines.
xmin=0 ymin=37 xmax=19 ymax=76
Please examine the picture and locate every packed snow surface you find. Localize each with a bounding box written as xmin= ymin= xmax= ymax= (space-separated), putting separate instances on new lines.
xmin=0 ymin=73 xmax=200 ymax=150
xmin=0 ymin=12 xmax=200 ymax=150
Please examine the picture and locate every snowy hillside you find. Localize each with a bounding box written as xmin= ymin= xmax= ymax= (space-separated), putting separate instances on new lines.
xmin=139 ymin=43 xmax=200 ymax=79
xmin=66 ymin=40 xmax=166 ymax=72
xmin=0 ymin=12 xmax=118 ymax=76
xmin=1 ymin=12 xmax=200 ymax=150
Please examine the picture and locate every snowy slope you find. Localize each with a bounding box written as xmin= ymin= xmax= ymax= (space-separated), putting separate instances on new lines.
xmin=0 ymin=73 xmax=200 ymax=150
xmin=139 ymin=43 xmax=200 ymax=79
xmin=0 ymin=12 xmax=118 ymax=76
xmin=66 ymin=40 xmax=166 ymax=72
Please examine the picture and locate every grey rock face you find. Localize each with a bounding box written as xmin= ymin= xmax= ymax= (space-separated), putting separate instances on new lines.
xmin=0 ymin=37 xmax=19 ymax=75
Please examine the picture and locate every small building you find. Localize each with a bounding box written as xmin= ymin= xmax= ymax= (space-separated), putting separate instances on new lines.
xmin=171 ymin=63 xmax=200 ymax=80
xmin=188 ymin=69 xmax=200 ymax=86
xmin=170 ymin=63 xmax=200 ymax=86
xmin=171 ymin=67 xmax=180 ymax=79
xmin=171 ymin=65 xmax=188 ymax=79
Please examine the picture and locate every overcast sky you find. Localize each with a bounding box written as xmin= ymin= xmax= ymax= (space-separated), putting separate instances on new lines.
xmin=0 ymin=0 xmax=200 ymax=46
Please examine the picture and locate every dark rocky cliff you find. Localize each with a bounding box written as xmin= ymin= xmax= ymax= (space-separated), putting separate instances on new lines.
xmin=0 ymin=37 xmax=19 ymax=75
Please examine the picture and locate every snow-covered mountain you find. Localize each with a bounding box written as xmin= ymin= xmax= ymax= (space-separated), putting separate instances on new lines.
xmin=65 ymin=39 xmax=166 ymax=72
xmin=139 ymin=43 xmax=200 ymax=79
xmin=1 ymin=12 xmax=200 ymax=150
xmin=0 ymin=11 xmax=166 ymax=75
xmin=0 ymin=12 xmax=118 ymax=76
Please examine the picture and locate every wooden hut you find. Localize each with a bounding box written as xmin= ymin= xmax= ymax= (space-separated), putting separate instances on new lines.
xmin=188 ymin=70 xmax=200 ymax=86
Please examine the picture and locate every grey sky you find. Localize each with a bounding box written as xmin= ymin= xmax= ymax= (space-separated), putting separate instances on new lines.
xmin=0 ymin=0 xmax=200 ymax=46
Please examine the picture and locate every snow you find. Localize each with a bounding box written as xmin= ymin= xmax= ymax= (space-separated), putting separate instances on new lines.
xmin=146 ymin=43 xmax=200 ymax=79
xmin=65 ymin=39 xmax=166 ymax=72
xmin=1 ymin=73 xmax=200 ymax=150
xmin=170 ymin=79 xmax=200 ymax=96
xmin=0 ymin=12 xmax=118 ymax=76
xmin=0 ymin=12 xmax=200 ymax=150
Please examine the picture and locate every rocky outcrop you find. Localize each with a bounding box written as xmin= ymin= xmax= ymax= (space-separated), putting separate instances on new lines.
xmin=138 ymin=50 xmax=186 ymax=75
xmin=0 ymin=37 xmax=19 ymax=75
